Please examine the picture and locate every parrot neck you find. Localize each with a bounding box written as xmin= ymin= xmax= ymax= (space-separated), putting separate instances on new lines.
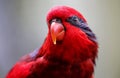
xmin=38 ymin=34 xmax=97 ymax=65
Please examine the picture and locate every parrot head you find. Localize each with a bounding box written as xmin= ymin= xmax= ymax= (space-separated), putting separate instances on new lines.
xmin=42 ymin=6 xmax=98 ymax=63
xmin=46 ymin=6 xmax=97 ymax=45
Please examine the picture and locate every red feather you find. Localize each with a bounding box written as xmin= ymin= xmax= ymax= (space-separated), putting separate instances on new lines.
xmin=6 ymin=6 xmax=98 ymax=78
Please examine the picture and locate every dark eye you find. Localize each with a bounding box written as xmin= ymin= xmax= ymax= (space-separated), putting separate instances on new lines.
xmin=66 ymin=16 xmax=84 ymax=26
xmin=50 ymin=18 xmax=62 ymax=24
xmin=69 ymin=16 xmax=79 ymax=22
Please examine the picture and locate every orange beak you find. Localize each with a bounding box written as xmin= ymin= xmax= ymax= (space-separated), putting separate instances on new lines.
xmin=50 ymin=22 xmax=65 ymax=45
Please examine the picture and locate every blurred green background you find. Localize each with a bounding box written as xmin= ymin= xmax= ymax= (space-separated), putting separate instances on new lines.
xmin=0 ymin=0 xmax=120 ymax=78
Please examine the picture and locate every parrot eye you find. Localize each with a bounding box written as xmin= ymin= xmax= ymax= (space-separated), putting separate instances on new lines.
xmin=50 ymin=18 xmax=62 ymax=24
xmin=66 ymin=16 xmax=85 ymax=26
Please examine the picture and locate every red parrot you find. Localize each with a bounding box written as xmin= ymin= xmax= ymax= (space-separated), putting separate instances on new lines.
xmin=6 ymin=6 xmax=98 ymax=78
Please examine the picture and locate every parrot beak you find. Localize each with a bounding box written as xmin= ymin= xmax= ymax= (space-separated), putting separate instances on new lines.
xmin=50 ymin=22 xmax=65 ymax=45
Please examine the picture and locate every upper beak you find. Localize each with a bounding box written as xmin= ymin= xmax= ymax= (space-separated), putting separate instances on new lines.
xmin=50 ymin=22 xmax=65 ymax=45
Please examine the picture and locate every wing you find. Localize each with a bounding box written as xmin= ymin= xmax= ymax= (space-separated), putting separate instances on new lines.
xmin=6 ymin=48 xmax=47 ymax=78
xmin=19 ymin=48 xmax=40 ymax=62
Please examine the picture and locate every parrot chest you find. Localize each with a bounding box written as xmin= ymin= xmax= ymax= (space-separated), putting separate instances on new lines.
xmin=28 ymin=59 xmax=93 ymax=78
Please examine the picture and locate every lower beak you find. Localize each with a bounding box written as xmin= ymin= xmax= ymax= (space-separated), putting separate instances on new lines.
xmin=50 ymin=22 xmax=65 ymax=45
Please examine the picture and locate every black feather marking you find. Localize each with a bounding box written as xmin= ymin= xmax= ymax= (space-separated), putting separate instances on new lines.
xmin=66 ymin=15 xmax=97 ymax=43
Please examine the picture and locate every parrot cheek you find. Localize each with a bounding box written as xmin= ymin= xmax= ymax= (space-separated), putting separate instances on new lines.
xmin=50 ymin=22 xmax=65 ymax=45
